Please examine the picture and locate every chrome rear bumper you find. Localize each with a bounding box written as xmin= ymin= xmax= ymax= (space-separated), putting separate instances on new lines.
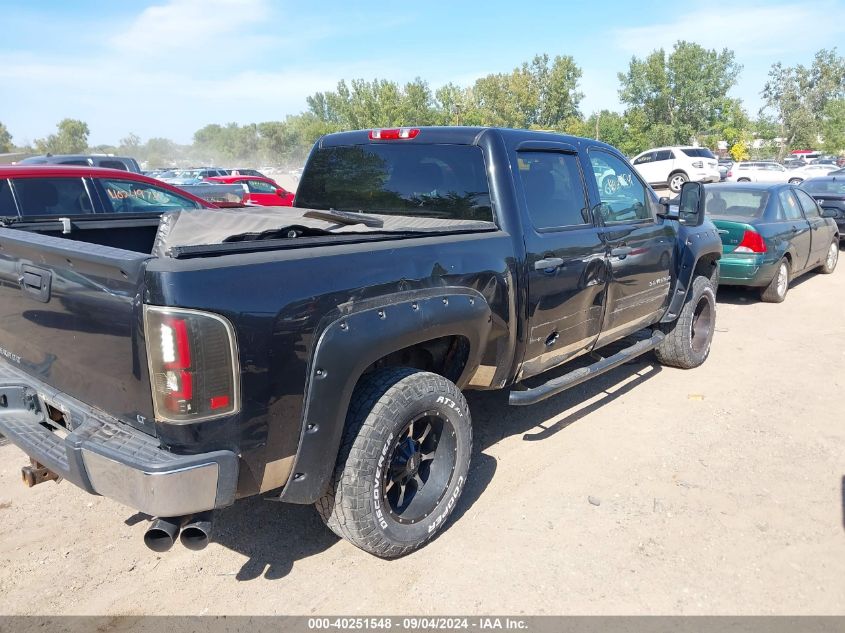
xmin=0 ymin=364 xmax=237 ymax=517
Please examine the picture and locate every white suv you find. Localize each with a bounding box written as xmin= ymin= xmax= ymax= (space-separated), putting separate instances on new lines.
xmin=631 ymin=146 xmax=720 ymax=193
xmin=725 ymin=161 xmax=791 ymax=183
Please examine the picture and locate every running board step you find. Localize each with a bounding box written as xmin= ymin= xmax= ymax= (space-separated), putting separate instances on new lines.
xmin=508 ymin=330 xmax=665 ymax=406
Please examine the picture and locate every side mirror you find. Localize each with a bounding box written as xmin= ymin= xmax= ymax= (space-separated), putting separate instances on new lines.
xmin=678 ymin=181 xmax=705 ymax=227
xmin=820 ymin=207 xmax=838 ymax=219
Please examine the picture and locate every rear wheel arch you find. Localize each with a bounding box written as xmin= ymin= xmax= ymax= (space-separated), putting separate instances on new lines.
xmin=277 ymin=289 xmax=493 ymax=504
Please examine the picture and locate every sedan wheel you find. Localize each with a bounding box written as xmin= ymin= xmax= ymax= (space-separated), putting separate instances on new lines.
xmin=760 ymin=259 xmax=789 ymax=303
xmin=788 ymin=178 xmax=803 ymax=185
xmin=820 ymin=241 xmax=839 ymax=274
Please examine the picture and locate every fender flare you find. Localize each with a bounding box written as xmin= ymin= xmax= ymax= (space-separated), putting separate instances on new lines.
xmin=661 ymin=224 xmax=722 ymax=323
xmin=277 ymin=287 xmax=493 ymax=504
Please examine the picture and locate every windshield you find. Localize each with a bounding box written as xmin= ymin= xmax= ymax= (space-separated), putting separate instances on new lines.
xmin=296 ymin=144 xmax=494 ymax=223
xmin=705 ymin=189 xmax=769 ymax=218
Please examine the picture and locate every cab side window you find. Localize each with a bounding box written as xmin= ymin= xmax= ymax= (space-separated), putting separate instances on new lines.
xmin=589 ymin=151 xmax=652 ymax=223
xmin=12 ymin=177 xmax=94 ymax=216
xmin=0 ymin=180 xmax=17 ymax=217
xmin=778 ymin=190 xmax=803 ymax=220
xmin=633 ymin=152 xmax=655 ymax=165
xmin=517 ymin=152 xmax=590 ymax=230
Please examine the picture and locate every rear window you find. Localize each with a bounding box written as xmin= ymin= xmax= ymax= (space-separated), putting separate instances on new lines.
xmin=705 ymin=189 xmax=769 ymax=218
xmin=0 ymin=180 xmax=17 ymax=217
xmin=12 ymin=177 xmax=95 ymax=216
xmin=801 ymin=180 xmax=845 ymax=195
xmin=681 ymin=148 xmax=716 ymax=159
xmin=99 ymin=160 xmax=128 ymax=171
xmin=296 ymin=144 xmax=493 ymax=222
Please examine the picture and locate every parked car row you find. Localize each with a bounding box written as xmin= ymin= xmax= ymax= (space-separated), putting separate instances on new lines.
xmin=725 ymin=161 xmax=840 ymax=184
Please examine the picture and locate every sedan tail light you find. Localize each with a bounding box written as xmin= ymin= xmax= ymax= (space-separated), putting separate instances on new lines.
xmin=692 ymin=160 xmax=703 ymax=168
xmin=734 ymin=229 xmax=767 ymax=253
xmin=144 ymin=306 xmax=240 ymax=423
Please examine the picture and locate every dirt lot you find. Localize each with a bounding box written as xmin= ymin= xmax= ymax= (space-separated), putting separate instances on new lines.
xmin=1 ymin=253 xmax=844 ymax=615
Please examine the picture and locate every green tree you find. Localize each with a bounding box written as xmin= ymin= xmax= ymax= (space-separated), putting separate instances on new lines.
xmin=820 ymin=99 xmax=845 ymax=152
xmin=618 ymin=41 xmax=742 ymax=146
xmin=761 ymin=48 xmax=845 ymax=153
xmin=34 ymin=118 xmax=90 ymax=154
xmin=468 ymin=54 xmax=583 ymax=129
xmin=0 ymin=122 xmax=12 ymax=153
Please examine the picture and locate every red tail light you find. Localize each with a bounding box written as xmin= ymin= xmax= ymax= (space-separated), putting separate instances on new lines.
xmin=145 ymin=306 xmax=240 ymax=423
xmin=726 ymin=170 xmax=733 ymax=178
xmin=735 ymin=229 xmax=767 ymax=253
xmin=369 ymin=128 xmax=420 ymax=140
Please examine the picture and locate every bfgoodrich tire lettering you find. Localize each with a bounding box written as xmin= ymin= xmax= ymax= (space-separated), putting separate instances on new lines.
xmin=316 ymin=367 xmax=472 ymax=558
xmin=654 ymin=275 xmax=716 ymax=369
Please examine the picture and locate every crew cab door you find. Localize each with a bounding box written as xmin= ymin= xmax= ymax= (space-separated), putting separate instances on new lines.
xmin=585 ymin=149 xmax=675 ymax=347
xmin=516 ymin=144 xmax=608 ymax=380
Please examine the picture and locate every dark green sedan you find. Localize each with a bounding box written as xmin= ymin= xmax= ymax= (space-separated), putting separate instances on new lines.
xmin=705 ymin=183 xmax=840 ymax=302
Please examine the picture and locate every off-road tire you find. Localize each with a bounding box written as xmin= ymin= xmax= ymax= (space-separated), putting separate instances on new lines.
xmin=316 ymin=367 xmax=472 ymax=558
xmin=818 ymin=240 xmax=839 ymax=274
xmin=668 ymin=171 xmax=689 ymax=193
xmin=654 ymin=275 xmax=716 ymax=369
xmin=760 ymin=257 xmax=789 ymax=303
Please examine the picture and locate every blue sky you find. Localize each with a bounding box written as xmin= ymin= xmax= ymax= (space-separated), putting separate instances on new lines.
xmin=1 ymin=0 xmax=844 ymax=145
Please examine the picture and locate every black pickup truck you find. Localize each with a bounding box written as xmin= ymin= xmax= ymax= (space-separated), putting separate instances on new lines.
xmin=0 ymin=127 xmax=721 ymax=558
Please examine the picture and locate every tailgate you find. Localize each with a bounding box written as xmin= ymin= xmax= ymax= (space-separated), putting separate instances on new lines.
xmin=0 ymin=228 xmax=156 ymax=432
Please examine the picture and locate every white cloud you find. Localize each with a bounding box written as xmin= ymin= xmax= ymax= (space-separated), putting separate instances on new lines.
xmin=108 ymin=0 xmax=271 ymax=59
xmin=614 ymin=1 xmax=845 ymax=58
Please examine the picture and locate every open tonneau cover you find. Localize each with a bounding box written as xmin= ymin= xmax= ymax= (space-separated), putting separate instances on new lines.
xmin=152 ymin=206 xmax=490 ymax=257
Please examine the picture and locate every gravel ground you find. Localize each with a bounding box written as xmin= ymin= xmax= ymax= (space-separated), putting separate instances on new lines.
xmin=0 ymin=251 xmax=843 ymax=615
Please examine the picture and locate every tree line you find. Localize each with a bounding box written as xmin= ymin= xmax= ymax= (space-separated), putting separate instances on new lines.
xmin=2 ymin=42 xmax=843 ymax=166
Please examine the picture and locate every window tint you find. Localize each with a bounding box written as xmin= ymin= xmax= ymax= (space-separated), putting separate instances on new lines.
xmin=654 ymin=150 xmax=673 ymax=161
xmin=795 ymin=189 xmax=820 ymax=217
xmin=680 ymin=148 xmax=716 ymax=159
xmin=705 ymin=190 xmax=768 ymax=218
xmin=802 ymin=179 xmax=845 ymax=195
xmin=12 ymin=177 xmax=94 ymax=216
xmin=633 ymin=152 xmax=654 ymax=165
xmin=0 ymin=180 xmax=17 ymax=216
xmin=778 ymin=190 xmax=803 ymax=221
xmin=58 ymin=159 xmax=89 ymax=166
xmin=517 ymin=152 xmax=589 ymax=230
xmin=99 ymin=179 xmax=202 ymax=213
xmin=296 ymin=144 xmax=494 ymax=222
xmin=590 ymin=151 xmax=651 ymax=223
xmin=246 ymin=179 xmax=277 ymax=194
xmin=99 ymin=160 xmax=128 ymax=171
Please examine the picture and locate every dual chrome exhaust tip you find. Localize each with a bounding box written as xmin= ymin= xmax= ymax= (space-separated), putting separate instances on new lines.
xmin=143 ymin=512 xmax=214 ymax=552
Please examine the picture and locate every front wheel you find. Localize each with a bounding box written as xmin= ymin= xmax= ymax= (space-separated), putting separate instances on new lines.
xmin=316 ymin=368 xmax=472 ymax=558
xmin=819 ymin=240 xmax=839 ymax=274
xmin=654 ymin=275 xmax=716 ymax=369
xmin=788 ymin=177 xmax=803 ymax=185
xmin=668 ymin=172 xmax=688 ymax=193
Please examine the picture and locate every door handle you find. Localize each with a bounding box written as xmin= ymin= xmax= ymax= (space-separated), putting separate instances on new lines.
xmin=611 ymin=246 xmax=632 ymax=258
xmin=534 ymin=257 xmax=564 ymax=271
xmin=19 ymin=265 xmax=52 ymax=303
xmin=791 ymin=226 xmax=799 ymax=233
